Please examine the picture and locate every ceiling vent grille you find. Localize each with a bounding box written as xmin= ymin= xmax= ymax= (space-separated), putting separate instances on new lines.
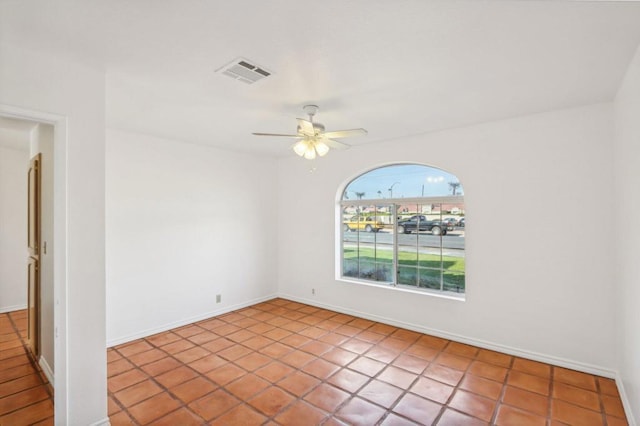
xmin=216 ymin=57 xmax=272 ymax=84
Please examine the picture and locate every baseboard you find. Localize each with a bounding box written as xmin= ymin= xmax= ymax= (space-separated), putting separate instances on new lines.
xmin=278 ymin=293 xmax=618 ymax=379
xmin=0 ymin=304 xmax=27 ymax=314
xmin=88 ymin=418 xmax=110 ymax=426
xmin=38 ymin=355 xmax=54 ymax=387
xmin=106 ymin=293 xmax=278 ymax=347
xmin=616 ymin=371 xmax=637 ymax=426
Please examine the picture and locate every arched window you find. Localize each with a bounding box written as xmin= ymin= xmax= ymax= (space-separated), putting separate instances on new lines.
xmin=339 ymin=164 xmax=465 ymax=296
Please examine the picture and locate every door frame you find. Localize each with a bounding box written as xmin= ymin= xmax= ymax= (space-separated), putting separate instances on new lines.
xmin=0 ymin=104 xmax=68 ymax=423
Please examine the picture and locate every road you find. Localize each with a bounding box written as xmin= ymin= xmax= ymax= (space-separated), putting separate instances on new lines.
xmin=343 ymin=229 xmax=465 ymax=250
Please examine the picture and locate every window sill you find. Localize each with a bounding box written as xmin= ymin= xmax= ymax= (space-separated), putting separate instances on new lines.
xmin=337 ymin=277 xmax=466 ymax=302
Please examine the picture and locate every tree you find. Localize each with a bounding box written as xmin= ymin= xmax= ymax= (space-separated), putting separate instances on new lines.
xmin=355 ymin=192 xmax=366 ymax=200
xmin=448 ymin=182 xmax=461 ymax=196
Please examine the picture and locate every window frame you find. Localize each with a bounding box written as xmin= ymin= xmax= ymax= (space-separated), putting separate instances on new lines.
xmin=337 ymin=193 xmax=466 ymax=300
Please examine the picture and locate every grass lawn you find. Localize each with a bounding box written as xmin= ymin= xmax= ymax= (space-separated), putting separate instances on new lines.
xmin=343 ymin=247 xmax=465 ymax=292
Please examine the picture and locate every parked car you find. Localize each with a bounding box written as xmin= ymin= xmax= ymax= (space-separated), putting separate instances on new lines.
xmin=457 ymin=217 xmax=465 ymax=227
xmin=441 ymin=218 xmax=458 ymax=230
xmin=397 ymin=215 xmax=447 ymax=236
xmin=343 ymin=215 xmax=385 ymax=232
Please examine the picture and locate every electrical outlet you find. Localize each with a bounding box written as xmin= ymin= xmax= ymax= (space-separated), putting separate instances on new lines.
xmin=216 ymin=294 xmax=221 ymax=303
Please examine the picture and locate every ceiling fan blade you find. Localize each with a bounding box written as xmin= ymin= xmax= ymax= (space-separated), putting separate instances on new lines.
xmin=296 ymin=118 xmax=316 ymax=137
xmin=323 ymin=128 xmax=367 ymax=139
xmin=322 ymin=138 xmax=351 ymax=150
xmin=252 ymin=132 xmax=301 ymax=138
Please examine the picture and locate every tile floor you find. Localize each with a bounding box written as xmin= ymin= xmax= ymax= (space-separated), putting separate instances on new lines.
xmin=0 ymin=310 xmax=54 ymax=425
xmin=106 ymin=299 xmax=629 ymax=426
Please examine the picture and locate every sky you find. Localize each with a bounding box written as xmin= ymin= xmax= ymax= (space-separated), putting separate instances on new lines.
xmin=344 ymin=164 xmax=463 ymax=200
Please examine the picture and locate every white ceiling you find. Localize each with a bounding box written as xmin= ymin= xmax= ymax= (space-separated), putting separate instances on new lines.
xmin=2 ymin=0 xmax=640 ymax=157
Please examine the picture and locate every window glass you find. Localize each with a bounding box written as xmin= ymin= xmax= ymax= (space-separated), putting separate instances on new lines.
xmin=340 ymin=164 xmax=465 ymax=296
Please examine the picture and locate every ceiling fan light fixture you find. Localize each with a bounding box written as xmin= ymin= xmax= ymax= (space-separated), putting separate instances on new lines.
xmin=303 ymin=146 xmax=317 ymax=160
xmin=315 ymin=141 xmax=330 ymax=157
xmin=293 ymin=140 xmax=308 ymax=157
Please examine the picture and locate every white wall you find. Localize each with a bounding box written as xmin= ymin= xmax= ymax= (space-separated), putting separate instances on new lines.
xmin=30 ymin=123 xmax=55 ymax=381
xmin=0 ymin=145 xmax=28 ymax=312
xmin=278 ymin=103 xmax=616 ymax=373
xmin=105 ymin=129 xmax=278 ymax=344
xmin=0 ymin=43 xmax=106 ymax=425
xmin=614 ymin=43 xmax=640 ymax=423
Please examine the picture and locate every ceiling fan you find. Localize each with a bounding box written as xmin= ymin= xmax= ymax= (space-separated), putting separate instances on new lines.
xmin=252 ymin=105 xmax=367 ymax=160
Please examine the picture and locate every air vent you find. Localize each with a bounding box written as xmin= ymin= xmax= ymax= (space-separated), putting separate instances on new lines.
xmin=216 ymin=57 xmax=272 ymax=84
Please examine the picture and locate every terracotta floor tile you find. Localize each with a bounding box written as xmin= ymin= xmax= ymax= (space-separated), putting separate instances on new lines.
xmin=448 ymin=389 xmax=496 ymax=422
xmin=217 ymin=344 xmax=253 ymax=361
xmin=186 ymin=331 xmax=219 ymax=345
xmin=226 ymin=329 xmax=257 ymax=343
xmin=322 ymin=347 xmax=358 ymax=366
xmin=392 ymin=328 xmax=421 ymax=342
xmin=392 ymin=392 xmax=442 ymax=424
xmin=341 ymin=338 xmax=374 ymax=354
xmin=0 ymin=399 xmax=53 ymax=426
xmin=205 ymin=363 xmax=246 ymax=386
xmin=501 ymin=385 xmax=549 ymax=416
xmin=424 ymin=363 xmax=465 ymax=387
xmin=201 ymin=337 xmax=235 ymax=353
xmin=254 ymin=361 xmax=295 ymax=383
xmin=444 ymin=342 xmax=480 ymax=358
xmin=495 ymin=405 xmax=547 ymax=426
xmin=349 ymin=356 xmax=386 ymax=376
xmin=248 ymin=386 xmax=295 ymax=416
xmin=175 ymin=325 xmax=206 ymax=338
xmin=107 ymin=358 xmax=135 ymax=378
xmin=392 ymin=354 xmax=430 ymax=375
xmin=358 ymin=379 xmax=403 ymax=408
xmin=0 ymin=364 xmax=39 ymax=383
xmin=281 ymin=320 xmax=309 ymax=332
xmin=327 ymin=368 xmax=370 ymax=393
xmin=108 ymin=369 xmax=149 ymax=393
xmin=172 ymin=346 xmax=210 ymax=364
xmin=0 ymin=385 xmax=50 ymax=416
xmin=336 ymin=397 xmax=386 ymax=426
xmin=246 ymin=323 xmax=276 ymax=335
xmin=300 ymin=340 xmax=333 ymax=356
xmin=551 ymin=399 xmax=603 ymax=426
xmin=380 ymin=337 xmax=413 ymax=352
xmin=460 ymin=374 xmax=503 ymax=400
xmin=368 ymin=323 xmax=398 ymax=336
xmin=263 ymin=327 xmax=292 ymax=341
xmin=602 ymin=394 xmax=626 ymax=418
xmin=606 ymin=415 xmax=630 ymax=426
xmin=188 ymin=389 xmax=241 ymax=420
xmin=468 ymin=360 xmax=508 ymax=383
xmin=213 ymin=324 xmax=242 ymax=336
xmin=356 ymin=330 xmax=385 ymax=343
xmin=115 ymin=379 xmax=163 ymax=407
xmin=140 ymin=357 xmax=181 ymax=377
xmin=280 ymin=349 xmax=316 ymax=368
xmin=554 ymin=367 xmax=597 ymax=391
xmin=235 ymin=352 xmax=272 ymax=371
xmin=436 ymin=408 xmax=488 ymax=425
xmin=260 ymin=342 xmax=294 ymax=358
xmin=0 ymin=374 xmax=43 ymax=398
xmin=126 ymin=348 xmax=166 ymax=367
xmin=147 ymin=407 xmax=204 ymax=425
xmin=242 ymin=335 xmax=274 ymax=350
xmin=298 ymin=326 xmax=327 ymax=339
xmin=410 ymin=377 xmax=455 ymax=404
xmin=107 ymin=350 xmax=123 ymax=363
xmin=160 ymin=339 xmax=195 ymax=355
xmin=404 ymin=344 xmax=439 ymax=361
xmin=434 ymin=352 xmax=473 ymax=371
xmin=553 ymin=381 xmax=600 ymax=411
xmin=156 ymin=365 xmax=199 ymax=388
xmin=366 ymin=346 xmax=402 ymax=363
xmin=316 ymin=321 xmax=344 ymax=332
xmin=275 ymin=400 xmax=327 ymax=425
xmin=188 ymin=354 xmax=227 ymax=374
xmin=475 ymin=349 xmax=513 ymax=368
xmin=117 ymin=340 xmax=154 ymax=357
xmin=598 ymin=377 xmax=619 ymax=396
xmin=127 ymin=392 xmax=181 ymax=424
xmin=301 ymin=358 xmax=340 ymax=379
xmin=145 ymin=332 xmax=182 ymax=347
xmin=506 ymin=370 xmax=550 ymax=396
xmin=108 ymin=395 xmax=121 ymax=416
xmin=170 ymin=376 xmax=217 ymax=404
xmin=512 ymin=358 xmax=551 ymax=378
xmin=380 ymin=413 xmax=421 ymax=426
xmin=378 ymin=365 xmax=418 ymax=389
xmin=277 ymin=370 xmax=321 ymax=396
xmin=415 ymin=335 xmax=449 ymax=350
xmin=303 ymin=383 xmax=350 ymax=412
xmin=1 ymin=354 xmax=30 ymax=370
xmin=225 ymin=374 xmax=270 ymax=400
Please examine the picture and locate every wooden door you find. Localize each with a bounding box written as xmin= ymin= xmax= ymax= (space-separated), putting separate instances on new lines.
xmin=27 ymin=153 xmax=41 ymax=357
